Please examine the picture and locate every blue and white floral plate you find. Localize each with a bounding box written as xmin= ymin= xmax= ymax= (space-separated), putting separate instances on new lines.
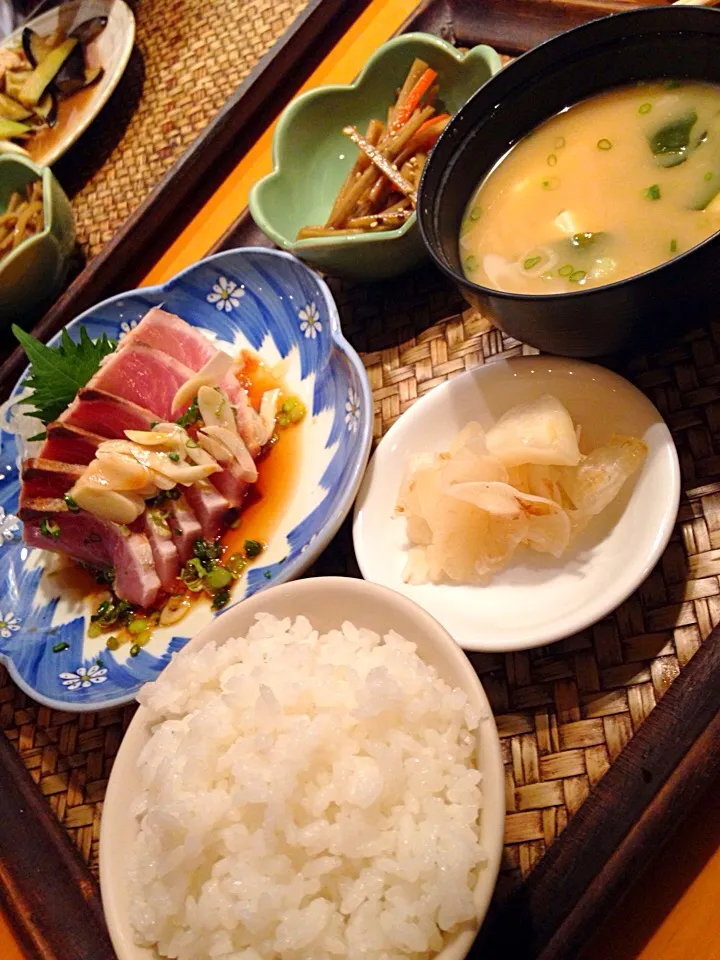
xmin=0 ymin=248 xmax=372 ymax=711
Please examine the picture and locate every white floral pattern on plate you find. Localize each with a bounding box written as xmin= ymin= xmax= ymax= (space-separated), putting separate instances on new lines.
xmin=59 ymin=664 xmax=108 ymax=691
xmin=345 ymin=387 xmax=360 ymax=433
xmin=299 ymin=302 xmax=322 ymax=339
xmin=118 ymin=319 xmax=138 ymax=340
xmin=207 ymin=276 xmax=243 ymax=312
xmin=0 ymin=506 xmax=19 ymax=546
xmin=0 ymin=610 xmax=20 ymax=638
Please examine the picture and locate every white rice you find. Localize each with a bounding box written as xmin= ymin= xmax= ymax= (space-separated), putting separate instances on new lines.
xmin=129 ymin=614 xmax=487 ymax=960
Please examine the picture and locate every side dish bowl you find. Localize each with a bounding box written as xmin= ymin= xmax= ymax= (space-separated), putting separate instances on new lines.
xmin=418 ymin=5 xmax=720 ymax=356
xmin=0 ymin=154 xmax=75 ymax=323
xmin=0 ymin=0 xmax=136 ymax=167
xmin=0 ymin=248 xmax=372 ymax=711
xmin=250 ymin=32 xmax=501 ymax=282
xmin=100 ymin=576 xmax=506 ymax=960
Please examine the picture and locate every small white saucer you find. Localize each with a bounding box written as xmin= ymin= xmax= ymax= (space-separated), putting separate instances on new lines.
xmin=353 ymin=357 xmax=680 ymax=652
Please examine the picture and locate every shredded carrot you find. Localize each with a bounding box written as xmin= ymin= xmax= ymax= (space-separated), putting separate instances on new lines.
xmin=415 ymin=112 xmax=450 ymax=144
xmin=391 ymin=68 xmax=438 ymax=130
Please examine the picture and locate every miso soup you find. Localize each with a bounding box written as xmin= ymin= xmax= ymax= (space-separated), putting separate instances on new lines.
xmin=460 ymin=81 xmax=720 ymax=294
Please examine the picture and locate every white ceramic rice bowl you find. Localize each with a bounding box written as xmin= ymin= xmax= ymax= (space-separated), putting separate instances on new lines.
xmin=99 ymin=576 xmax=505 ymax=960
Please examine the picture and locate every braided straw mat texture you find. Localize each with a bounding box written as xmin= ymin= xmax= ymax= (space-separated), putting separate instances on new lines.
xmin=53 ymin=0 xmax=310 ymax=257
xmin=1 ymin=262 xmax=716 ymax=890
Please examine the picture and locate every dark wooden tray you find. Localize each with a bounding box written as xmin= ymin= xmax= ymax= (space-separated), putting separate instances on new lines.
xmin=2 ymin=2 xmax=719 ymax=960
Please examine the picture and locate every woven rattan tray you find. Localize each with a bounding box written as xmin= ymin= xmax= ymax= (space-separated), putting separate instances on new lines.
xmin=1 ymin=2 xmax=719 ymax=960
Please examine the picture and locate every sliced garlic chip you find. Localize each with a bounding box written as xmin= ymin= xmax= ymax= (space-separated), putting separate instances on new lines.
xmin=69 ymin=477 xmax=145 ymax=524
xmin=201 ymin=425 xmax=258 ymax=482
xmin=124 ymin=430 xmax=177 ymax=447
xmin=94 ymin=448 xmax=154 ymax=492
xmin=197 ymin=385 xmax=237 ymax=433
xmin=172 ymin=352 xmax=234 ymax=414
xmin=258 ymin=388 xmax=281 ymax=447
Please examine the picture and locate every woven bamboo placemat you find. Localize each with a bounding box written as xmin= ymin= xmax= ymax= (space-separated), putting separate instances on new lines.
xmin=52 ymin=0 xmax=310 ymax=258
xmin=1 ymin=265 xmax=715 ymax=889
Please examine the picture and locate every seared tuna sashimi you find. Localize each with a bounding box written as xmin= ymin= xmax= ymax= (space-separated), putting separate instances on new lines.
xmin=88 ymin=343 xmax=195 ymax=420
xmin=19 ymin=499 xmax=161 ymax=607
xmin=61 ymin=388 xmax=155 ymax=438
xmin=143 ymin=511 xmax=180 ymax=591
xmin=19 ymin=306 xmax=270 ymax=615
xmin=41 ymin=422 xmax=103 ymax=465
xmin=117 ymin=306 xmax=265 ymax=456
xmin=184 ymin=481 xmax=232 ymax=540
xmin=119 ymin=307 xmax=221 ymax=371
xmin=168 ymin=495 xmax=203 ymax=564
xmin=22 ymin=459 xmax=85 ymax=499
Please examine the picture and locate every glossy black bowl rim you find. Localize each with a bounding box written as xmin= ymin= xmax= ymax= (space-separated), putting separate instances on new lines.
xmin=417 ymin=4 xmax=720 ymax=305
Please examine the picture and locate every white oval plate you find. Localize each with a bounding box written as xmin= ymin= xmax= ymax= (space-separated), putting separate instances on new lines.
xmin=353 ymin=357 xmax=680 ymax=652
xmin=1 ymin=0 xmax=135 ymax=167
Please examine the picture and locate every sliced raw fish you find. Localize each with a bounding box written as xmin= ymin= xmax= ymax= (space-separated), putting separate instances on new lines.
xmin=88 ymin=343 xmax=195 ymax=419
xmin=41 ymin=421 xmax=103 ymax=465
xmin=19 ymin=498 xmax=160 ymax=607
xmin=185 ymin=480 xmax=231 ymax=540
xmin=142 ymin=511 xmax=180 ymax=591
xmin=168 ymin=495 xmax=202 ymax=564
xmin=21 ymin=459 xmax=85 ymax=499
xmin=61 ymin=388 xmax=155 ymax=438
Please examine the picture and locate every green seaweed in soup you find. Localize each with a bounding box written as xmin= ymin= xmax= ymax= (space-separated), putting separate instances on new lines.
xmin=459 ymin=80 xmax=720 ymax=294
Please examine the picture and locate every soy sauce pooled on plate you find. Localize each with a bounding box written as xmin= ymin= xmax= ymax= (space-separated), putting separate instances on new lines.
xmin=460 ymin=80 xmax=720 ymax=294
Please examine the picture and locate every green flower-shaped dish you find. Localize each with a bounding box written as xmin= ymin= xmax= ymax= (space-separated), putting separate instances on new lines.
xmin=249 ymin=33 xmax=501 ymax=282
xmin=0 ymin=154 xmax=75 ymax=325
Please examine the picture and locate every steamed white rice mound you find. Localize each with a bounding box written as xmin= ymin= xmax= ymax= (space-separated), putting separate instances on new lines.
xmin=129 ymin=614 xmax=487 ymax=960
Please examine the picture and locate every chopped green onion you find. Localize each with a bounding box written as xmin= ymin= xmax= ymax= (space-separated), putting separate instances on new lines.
xmin=211 ymin=589 xmax=231 ymax=610
xmin=281 ymin=398 xmax=297 ymax=414
xmin=554 ymin=136 xmax=565 ymax=149
xmin=670 ymin=238 xmax=678 ymax=253
xmin=558 ymin=264 xmax=574 ymax=277
xmin=664 ymin=79 xmax=683 ymax=90
xmin=87 ymin=622 xmax=102 ymax=639
xmin=469 ymin=206 xmax=481 ymax=221
xmin=244 ymin=539 xmax=264 ymax=559
xmin=150 ymin=421 xmax=159 ymax=429
xmin=136 ymin=628 xmax=152 ymax=647
xmin=63 ymin=495 xmax=80 ymax=513
xmin=185 ymin=439 xmax=199 ymax=448
xmin=176 ymin=396 xmax=201 ymax=428
xmin=129 ymin=618 xmax=149 ymax=635
xmin=181 ymin=557 xmax=207 ymax=591
xmin=569 ymin=270 xmax=587 ymax=283
xmin=106 ymin=636 xmax=120 ymax=651
xmin=52 ymin=641 xmax=69 ymax=653
xmin=597 ymin=138 xmax=612 ymax=151
xmin=168 ymin=452 xmax=180 ymax=462
xmin=206 ymin=565 xmax=233 ymax=590
xmin=277 ymin=414 xmax=289 ymax=427
xmin=464 ymin=254 xmax=477 ymax=271
xmin=547 ymin=153 xmax=557 ymax=167
xmin=264 ymin=571 xmax=272 ymax=580
xmin=226 ymin=553 xmax=248 ymax=576
xmin=644 ymin=184 xmax=661 ymax=200
xmin=541 ymin=271 xmax=553 ymax=280
xmin=289 ymin=405 xmax=305 ymax=424
xmin=40 ymin=518 xmax=61 ymax=542
xmin=705 ymin=171 xmax=713 ymax=182
xmin=129 ymin=644 xmax=140 ymax=658
xmin=542 ymin=176 xmax=560 ymax=190
xmin=638 ymin=102 xmax=652 ymax=115
xmin=523 ymin=256 xmax=542 ymax=270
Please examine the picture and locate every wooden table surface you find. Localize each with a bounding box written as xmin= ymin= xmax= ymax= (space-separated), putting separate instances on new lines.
xmin=1 ymin=0 xmax=718 ymax=956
